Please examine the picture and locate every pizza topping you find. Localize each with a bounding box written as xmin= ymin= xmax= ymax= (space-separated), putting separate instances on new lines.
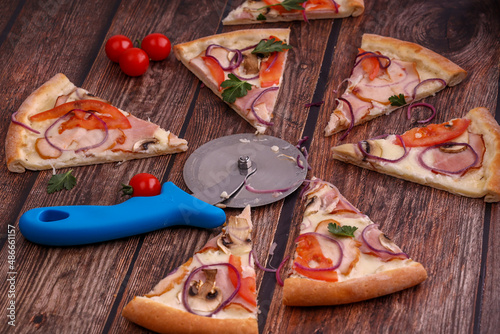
xmin=337 ymin=97 xmax=354 ymax=140
xmin=11 ymin=111 xmax=40 ymax=134
xmin=327 ymin=222 xmax=357 ymax=238
xmin=417 ymin=133 xmax=484 ymax=175
xmin=293 ymin=232 xmax=341 ymax=282
xmin=388 ymin=93 xmax=406 ymax=106
xmin=202 ymin=56 xmax=226 ymax=89
xmin=228 ymin=255 xmax=256 ymax=307
xmin=260 ymin=0 xmax=307 ymax=12
xmin=407 ymin=102 xmax=437 ymax=124
xmin=217 ymin=216 xmax=252 ymax=255
xmin=251 ymin=86 xmax=279 ymax=125
xmin=182 ymin=263 xmax=241 ymax=317
xmin=358 ymin=134 xmax=408 ymax=163
xmin=398 ymin=118 xmax=471 ymax=147
xmin=251 ymin=36 xmax=292 ymax=56
xmin=358 ymin=224 xmax=408 ymax=261
xmin=221 ymin=74 xmax=253 ymax=103
xmin=411 ymin=78 xmax=447 ymax=100
xmin=186 ymin=269 xmax=223 ymax=313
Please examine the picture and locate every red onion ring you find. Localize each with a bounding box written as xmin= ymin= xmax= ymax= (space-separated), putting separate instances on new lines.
xmin=276 ymin=255 xmax=289 ymax=286
xmin=44 ymin=109 xmax=109 ymax=153
xmin=361 ymin=225 xmax=408 ymax=258
xmin=11 ymin=112 xmax=40 ymax=134
xmin=301 ymin=9 xmax=309 ymax=23
xmin=264 ymin=53 xmax=278 ymax=73
xmin=417 ymin=142 xmax=478 ymax=175
xmin=304 ymin=101 xmax=324 ymax=108
xmin=330 ymin=0 xmax=339 ymax=13
xmin=250 ymin=86 xmax=278 ymax=126
xmin=296 ymin=136 xmax=309 ymax=148
xmin=205 ymin=44 xmax=243 ymax=71
xmin=337 ymin=97 xmax=354 ymax=141
xmin=357 ymin=134 xmax=409 ymax=163
xmin=293 ymin=232 xmax=343 ymax=271
xmin=407 ymin=102 xmax=436 ymax=123
xmin=230 ymin=71 xmax=259 ymax=81
xmin=250 ymin=250 xmax=277 ymax=273
xmin=411 ymin=78 xmax=447 ymax=100
xmin=352 ymin=53 xmax=391 ymax=73
xmin=296 ymin=155 xmax=304 ymax=169
xmin=181 ymin=263 xmax=240 ymax=317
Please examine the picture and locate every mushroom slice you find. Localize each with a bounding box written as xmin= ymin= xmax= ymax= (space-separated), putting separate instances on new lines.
xmin=379 ymin=234 xmax=401 ymax=253
xmin=439 ymin=130 xmax=469 ymax=153
xmin=360 ymin=140 xmax=383 ymax=158
xmin=217 ymin=216 xmax=252 ymax=254
xmin=240 ymin=52 xmax=260 ymax=75
xmin=186 ymin=269 xmax=222 ymax=313
xmin=133 ymin=138 xmax=159 ymax=152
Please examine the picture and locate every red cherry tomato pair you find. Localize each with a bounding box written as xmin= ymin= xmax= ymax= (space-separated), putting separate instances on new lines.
xmin=105 ymin=33 xmax=171 ymax=77
xmin=121 ymin=173 xmax=161 ymax=197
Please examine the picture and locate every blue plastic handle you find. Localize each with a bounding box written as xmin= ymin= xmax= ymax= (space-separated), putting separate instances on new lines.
xmin=19 ymin=182 xmax=226 ymax=246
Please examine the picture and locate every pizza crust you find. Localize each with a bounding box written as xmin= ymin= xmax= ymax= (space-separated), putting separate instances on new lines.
xmin=222 ymin=0 xmax=364 ymax=25
xmin=283 ymin=261 xmax=427 ymax=306
xmin=5 ymin=73 xmax=188 ymax=173
xmin=122 ymin=296 xmax=258 ymax=334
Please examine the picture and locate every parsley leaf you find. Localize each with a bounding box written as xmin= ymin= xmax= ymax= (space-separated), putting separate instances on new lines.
xmin=252 ymin=37 xmax=292 ymax=55
xmin=328 ymin=223 xmax=358 ymax=238
xmin=257 ymin=13 xmax=267 ymax=21
xmin=220 ymin=74 xmax=252 ymax=104
xmin=47 ymin=170 xmax=77 ymax=194
xmin=260 ymin=0 xmax=307 ymax=11
xmin=388 ymin=94 xmax=407 ymax=106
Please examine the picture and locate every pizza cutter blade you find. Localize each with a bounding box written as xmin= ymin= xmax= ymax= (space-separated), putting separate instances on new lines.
xmin=184 ymin=133 xmax=308 ymax=208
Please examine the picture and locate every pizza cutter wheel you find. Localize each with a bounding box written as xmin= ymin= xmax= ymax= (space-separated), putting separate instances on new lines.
xmin=184 ymin=133 xmax=308 ymax=208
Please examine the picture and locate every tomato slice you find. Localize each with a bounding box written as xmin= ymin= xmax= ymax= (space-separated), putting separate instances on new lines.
xmin=259 ymin=36 xmax=288 ymax=88
xmin=29 ymin=100 xmax=131 ymax=131
xmin=202 ymin=56 xmax=225 ymax=90
xmin=398 ymin=118 xmax=471 ymax=147
xmin=293 ymin=234 xmax=339 ymax=282
xmin=305 ymin=0 xmax=339 ymax=11
xmin=357 ymin=48 xmax=380 ymax=80
xmin=228 ymin=255 xmax=257 ymax=307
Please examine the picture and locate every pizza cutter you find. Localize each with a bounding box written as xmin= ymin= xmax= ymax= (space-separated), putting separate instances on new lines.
xmin=19 ymin=134 xmax=307 ymax=246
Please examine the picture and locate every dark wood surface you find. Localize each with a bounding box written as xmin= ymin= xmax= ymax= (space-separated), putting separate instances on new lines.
xmin=1 ymin=0 xmax=499 ymax=333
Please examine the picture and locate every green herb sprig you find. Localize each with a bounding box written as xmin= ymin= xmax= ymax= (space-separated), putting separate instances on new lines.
xmin=221 ymin=74 xmax=252 ymax=104
xmin=388 ymin=94 xmax=407 ymax=106
xmin=328 ymin=223 xmax=358 ymax=238
xmin=47 ymin=170 xmax=77 ymax=194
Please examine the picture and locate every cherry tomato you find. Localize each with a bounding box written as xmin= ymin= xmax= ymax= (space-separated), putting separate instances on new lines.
xmin=119 ymin=48 xmax=150 ymax=76
xmin=121 ymin=173 xmax=161 ymax=197
xmin=398 ymin=118 xmax=471 ymax=147
xmin=141 ymin=33 xmax=171 ymax=61
xmin=105 ymin=35 xmax=133 ymax=63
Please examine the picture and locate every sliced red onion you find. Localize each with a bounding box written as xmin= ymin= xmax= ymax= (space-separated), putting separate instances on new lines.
xmin=239 ymin=42 xmax=260 ymax=52
xmin=294 ymin=232 xmax=343 ymax=271
xmin=276 ymin=255 xmax=289 ymax=286
xmin=407 ymin=102 xmax=436 ymax=123
xmin=296 ymin=155 xmax=304 ymax=169
xmin=357 ymin=134 xmax=409 ymax=163
xmin=11 ymin=112 xmax=40 ymax=134
xmin=250 ymin=86 xmax=278 ymax=126
xmin=304 ymin=101 xmax=324 ymax=108
xmin=411 ymin=78 xmax=447 ymax=100
xmin=44 ymin=109 xmax=109 ymax=153
xmin=330 ymin=0 xmax=339 ymax=12
xmin=263 ymin=52 xmax=278 ymax=73
xmin=181 ymin=263 xmax=240 ymax=317
xmin=352 ymin=53 xmax=391 ymax=74
xmin=230 ymin=70 xmax=259 ymax=81
xmin=337 ymin=97 xmax=354 ymax=141
xmin=296 ymin=136 xmax=309 ymax=148
xmin=361 ymin=224 xmax=408 ymax=258
xmin=205 ymin=44 xmax=242 ymax=71
xmin=250 ymin=250 xmax=277 ymax=273
xmin=417 ymin=142 xmax=478 ymax=175
xmin=301 ymin=9 xmax=309 ymax=23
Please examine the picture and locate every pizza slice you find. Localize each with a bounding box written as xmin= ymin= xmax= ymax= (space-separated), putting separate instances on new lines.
xmin=223 ymin=0 xmax=364 ymax=25
xmin=173 ymin=28 xmax=291 ymax=133
xmin=331 ymin=107 xmax=500 ymax=202
xmin=122 ymin=206 xmax=258 ymax=334
xmin=283 ymin=178 xmax=428 ymax=306
xmin=6 ymin=73 xmax=187 ymax=173
xmin=325 ymin=34 xmax=467 ymax=138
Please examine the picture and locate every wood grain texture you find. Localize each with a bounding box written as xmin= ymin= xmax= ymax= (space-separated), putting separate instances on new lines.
xmin=0 ymin=0 xmax=498 ymax=333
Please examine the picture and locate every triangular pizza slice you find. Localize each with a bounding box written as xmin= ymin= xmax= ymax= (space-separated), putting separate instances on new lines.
xmin=283 ymin=178 xmax=428 ymax=306
xmin=6 ymin=73 xmax=187 ymax=173
xmin=325 ymin=34 xmax=467 ymax=138
xmin=122 ymin=206 xmax=258 ymax=334
xmin=223 ymin=0 xmax=364 ymax=25
xmin=173 ymin=29 xmax=291 ymax=133
xmin=331 ymin=107 xmax=500 ymax=202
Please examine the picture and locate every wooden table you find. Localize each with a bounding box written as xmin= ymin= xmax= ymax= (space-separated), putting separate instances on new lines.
xmin=1 ymin=0 xmax=499 ymax=333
